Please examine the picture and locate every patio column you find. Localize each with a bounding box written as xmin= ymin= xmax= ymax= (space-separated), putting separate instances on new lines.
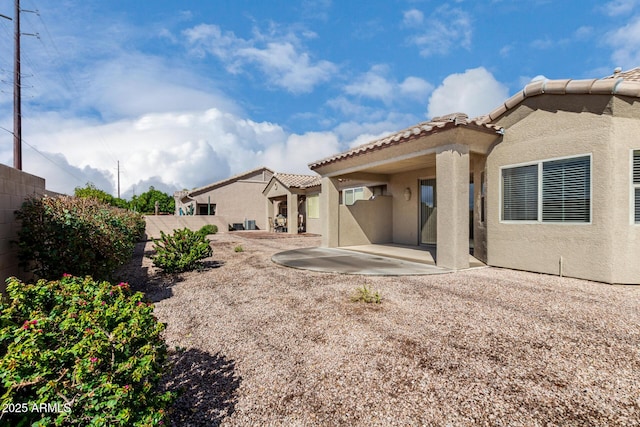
xmin=436 ymin=144 xmax=470 ymax=270
xmin=266 ymin=197 xmax=275 ymax=232
xmin=287 ymin=193 xmax=298 ymax=234
xmin=320 ymin=177 xmax=340 ymax=247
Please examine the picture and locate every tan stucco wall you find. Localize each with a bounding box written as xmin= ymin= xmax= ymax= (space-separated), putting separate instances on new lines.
xmin=182 ymin=180 xmax=269 ymax=230
xmin=0 ymin=165 xmax=47 ymax=288
xmin=488 ymin=95 xmax=640 ymax=284
xmin=306 ymin=216 xmax=321 ymax=234
xmin=388 ymin=167 xmax=434 ymax=245
xmin=338 ymin=196 xmax=392 ymax=246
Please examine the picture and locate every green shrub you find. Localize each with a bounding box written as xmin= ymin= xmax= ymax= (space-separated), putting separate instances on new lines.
xmin=150 ymin=228 xmax=213 ymax=273
xmin=197 ymin=224 xmax=218 ymax=237
xmin=0 ymin=275 xmax=174 ymax=426
xmin=351 ymin=284 xmax=382 ymax=304
xmin=15 ymin=196 xmax=145 ymax=281
xmin=234 ymin=245 xmax=244 ymax=253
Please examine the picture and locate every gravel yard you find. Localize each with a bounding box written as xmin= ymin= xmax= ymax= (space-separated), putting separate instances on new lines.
xmin=122 ymin=232 xmax=640 ymax=426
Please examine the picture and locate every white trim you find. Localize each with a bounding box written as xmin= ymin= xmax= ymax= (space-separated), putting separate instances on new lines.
xmin=499 ymin=153 xmax=593 ymax=224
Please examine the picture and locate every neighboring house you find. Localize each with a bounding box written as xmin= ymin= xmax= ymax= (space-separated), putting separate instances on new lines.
xmin=174 ymin=167 xmax=274 ymax=230
xmin=263 ymin=173 xmax=322 ymax=234
xmin=309 ymin=67 xmax=640 ymax=285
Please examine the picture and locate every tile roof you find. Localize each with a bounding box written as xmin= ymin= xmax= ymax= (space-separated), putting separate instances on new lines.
xmin=485 ymin=67 xmax=640 ymax=122
xmin=308 ymin=113 xmax=502 ymax=170
xmin=603 ymin=66 xmax=640 ymax=82
xmin=273 ymin=173 xmax=321 ymax=189
xmin=311 ymin=67 xmax=640 ymax=171
xmin=176 ymin=166 xmax=274 ymax=198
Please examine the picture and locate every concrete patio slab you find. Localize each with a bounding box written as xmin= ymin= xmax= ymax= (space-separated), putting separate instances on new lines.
xmin=272 ymin=247 xmax=452 ymax=276
xmin=341 ymin=244 xmax=486 ymax=268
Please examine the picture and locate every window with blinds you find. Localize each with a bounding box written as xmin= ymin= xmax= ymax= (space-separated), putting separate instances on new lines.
xmin=634 ymin=150 xmax=640 ymax=223
xmin=542 ymin=156 xmax=590 ymax=222
xmin=501 ymin=155 xmax=591 ymax=223
xmin=502 ymin=164 xmax=538 ymax=221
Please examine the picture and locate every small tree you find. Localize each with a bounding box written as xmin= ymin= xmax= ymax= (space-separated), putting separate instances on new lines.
xmin=74 ymin=183 xmax=128 ymax=209
xmin=131 ymin=186 xmax=175 ymax=214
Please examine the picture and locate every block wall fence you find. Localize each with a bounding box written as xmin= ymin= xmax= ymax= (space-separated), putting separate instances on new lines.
xmin=0 ymin=164 xmax=49 ymax=289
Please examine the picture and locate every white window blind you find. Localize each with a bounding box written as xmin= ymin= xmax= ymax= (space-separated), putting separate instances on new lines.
xmin=634 ymin=150 xmax=640 ymax=223
xmin=502 ymin=164 xmax=538 ymax=221
xmin=542 ymin=156 xmax=590 ymax=222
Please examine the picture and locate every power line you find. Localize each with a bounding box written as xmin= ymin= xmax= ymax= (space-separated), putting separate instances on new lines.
xmin=0 ymin=125 xmax=87 ymax=184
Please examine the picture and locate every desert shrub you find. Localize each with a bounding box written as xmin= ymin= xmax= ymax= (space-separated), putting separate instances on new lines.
xmin=351 ymin=284 xmax=382 ymax=304
xmin=150 ymin=228 xmax=212 ymax=273
xmin=0 ymin=275 xmax=174 ymax=426
xmin=15 ymin=196 xmax=145 ymax=281
xmin=197 ymin=224 xmax=218 ymax=236
xmin=234 ymin=245 xmax=244 ymax=253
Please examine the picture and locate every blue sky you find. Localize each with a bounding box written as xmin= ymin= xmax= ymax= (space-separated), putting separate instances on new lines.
xmin=0 ymin=0 xmax=638 ymax=196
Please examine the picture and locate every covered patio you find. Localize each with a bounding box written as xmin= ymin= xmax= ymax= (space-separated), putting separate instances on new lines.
xmin=309 ymin=113 xmax=503 ymax=270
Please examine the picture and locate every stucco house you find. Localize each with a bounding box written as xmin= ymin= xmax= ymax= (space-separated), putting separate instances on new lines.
xmin=263 ymin=173 xmax=322 ymax=234
xmin=309 ymin=67 xmax=640 ymax=285
xmin=174 ymin=167 xmax=274 ymax=230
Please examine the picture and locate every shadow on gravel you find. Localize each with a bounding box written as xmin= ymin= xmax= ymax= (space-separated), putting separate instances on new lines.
xmin=162 ymin=349 xmax=241 ymax=427
xmin=117 ymin=241 xmax=225 ymax=303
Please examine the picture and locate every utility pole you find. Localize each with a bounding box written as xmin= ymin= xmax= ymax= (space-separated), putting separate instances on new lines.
xmin=13 ymin=0 xmax=21 ymax=170
xmin=117 ymin=160 xmax=120 ymax=199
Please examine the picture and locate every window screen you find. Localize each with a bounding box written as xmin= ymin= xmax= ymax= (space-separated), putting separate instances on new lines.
xmin=502 ymin=164 xmax=538 ymax=221
xmin=542 ymin=156 xmax=590 ymax=222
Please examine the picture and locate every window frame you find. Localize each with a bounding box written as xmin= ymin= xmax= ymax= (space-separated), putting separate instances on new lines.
xmin=343 ymin=187 xmax=365 ymax=206
xmin=307 ymin=194 xmax=320 ymax=219
xmin=500 ymin=153 xmax=592 ymax=225
xmin=632 ymin=149 xmax=640 ymax=225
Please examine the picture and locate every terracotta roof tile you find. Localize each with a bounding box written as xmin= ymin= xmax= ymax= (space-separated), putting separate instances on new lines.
xmin=603 ymin=67 xmax=640 ymax=82
xmin=487 ymin=67 xmax=640 ymax=121
xmin=274 ymin=173 xmax=321 ymax=189
xmin=309 ymin=113 xmax=501 ymax=170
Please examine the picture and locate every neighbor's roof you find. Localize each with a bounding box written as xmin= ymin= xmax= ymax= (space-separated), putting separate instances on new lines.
xmin=272 ymin=173 xmax=321 ymax=189
xmin=176 ymin=166 xmax=274 ymax=198
xmin=484 ymin=66 xmax=640 ymax=122
xmin=308 ymin=113 xmax=502 ymax=170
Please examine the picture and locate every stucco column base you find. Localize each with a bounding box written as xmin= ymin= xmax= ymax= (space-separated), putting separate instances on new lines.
xmin=436 ymin=144 xmax=470 ymax=270
xmin=320 ymin=177 xmax=340 ymax=247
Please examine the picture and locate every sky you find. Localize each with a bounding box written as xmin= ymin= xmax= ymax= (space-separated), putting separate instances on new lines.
xmin=0 ymin=0 xmax=639 ymax=197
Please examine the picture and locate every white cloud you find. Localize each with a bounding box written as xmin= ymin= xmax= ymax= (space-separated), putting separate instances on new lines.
xmin=402 ymin=9 xmax=424 ymax=27
xmin=606 ymin=16 xmax=640 ymax=68
xmin=603 ymin=0 xmax=639 ymax=16
xmin=399 ymin=76 xmax=434 ymax=101
xmin=184 ymin=24 xmax=338 ymax=94
xmin=342 ymin=65 xmax=433 ymax=105
xmin=261 ymin=132 xmax=341 ymax=173
xmin=426 ymin=67 xmax=509 ymax=119
xmin=405 ymin=6 xmax=472 ymax=56
xmin=4 ymin=107 xmax=300 ymax=196
xmin=344 ymin=65 xmax=395 ymax=103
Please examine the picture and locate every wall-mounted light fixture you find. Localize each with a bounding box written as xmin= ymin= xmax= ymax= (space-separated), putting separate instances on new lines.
xmin=404 ymin=187 xmax=411 ymax=201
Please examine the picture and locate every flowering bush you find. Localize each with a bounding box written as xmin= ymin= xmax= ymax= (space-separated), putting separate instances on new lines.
xmin=0 ymin=275 xmax=174 ymax=426
xmin=15 ymin=196 xmax=145 ymax=280
xmin=150 ymin=228 xmax=213 ymax=273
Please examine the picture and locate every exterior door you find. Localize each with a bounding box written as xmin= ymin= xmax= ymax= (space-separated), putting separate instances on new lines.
xmin=420 ymin=179 xmax=437 ymax=245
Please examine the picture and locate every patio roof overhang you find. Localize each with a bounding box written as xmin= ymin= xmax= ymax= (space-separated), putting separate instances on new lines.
xmin=310 ymin=118 xmax=503 ymax=179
